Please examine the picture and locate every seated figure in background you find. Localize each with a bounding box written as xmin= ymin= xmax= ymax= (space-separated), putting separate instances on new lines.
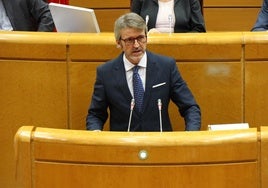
xmin=0 ymin=0 xmax=54 ymax=31
xmin=131 ymin=0 xmax=206 ymax=33
xmin=252 ymin=0 xmax=268 ymax=31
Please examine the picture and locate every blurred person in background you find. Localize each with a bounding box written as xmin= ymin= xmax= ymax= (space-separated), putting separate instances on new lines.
xmin=0 ymin=0 xmax=54 ymax=31
xmin=131 ymin=0 xmax=206 ymax=33
xmin=252 ymin=0 xmax=268 ymax=31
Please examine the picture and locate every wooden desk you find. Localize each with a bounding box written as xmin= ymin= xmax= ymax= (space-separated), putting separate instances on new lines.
xmin=261 ymin=126 xmax=268 ymax=188
xmin=15 ymin=126 xmax=259 ymax=188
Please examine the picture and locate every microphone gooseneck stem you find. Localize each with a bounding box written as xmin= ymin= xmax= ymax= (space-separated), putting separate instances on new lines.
xmin=168 ymin=14 xmax=172 ymax=36
xmin=158 ymin=99 xmax=163 ymax=132
xmin=159 ymin=110 xmax=162 ymax=132
xmin=127 ymin=99 xmax=135 ymax=132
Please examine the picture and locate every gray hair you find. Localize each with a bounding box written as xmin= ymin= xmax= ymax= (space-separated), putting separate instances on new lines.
xmin=114 ymin=12 xmax=148 ymax=41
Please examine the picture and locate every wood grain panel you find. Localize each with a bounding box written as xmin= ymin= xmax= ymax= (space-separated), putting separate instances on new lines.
xmin=32 ymin=129 xmax=257 ymax=163
xmin=95 ymin=9 xmax=131 ymax=32
xmin=204 ymin=0 xmax=262 ymax=6
xmin=34 ymin=162 xmax=258 ymax=188
xmin=148 ymin=32 xmax=242 ymax=60
xmin=0 ymin=60 xmax=68 ymax=187
xmin=14 ymin=126 xmax=34 ymax=188
xmin=68 ymin=44 xmax=119 ymax=61
xmin=175 ymin=62 xmax=243 ymax=130
xmin=204 ymin=8 xmax=260 ymax=31
xmin=245 ymin=62 xmax=268 ymax=128
xmin=261 ymin=126 xmax=268 ymax=188
xmin=0 ymin=31 xmax=67 ymax=60
xmin=245 ymin=44 xmax=268 ymax=60
xmin=0 ymin=60 xmax=68 ymax=128
xmin=244 ymin=32 xmax=268 ymax=61
xmin=69 ymin=62 xmax=104 ymax=130
xmin=14 ymin=126 xmax=259 ymax=188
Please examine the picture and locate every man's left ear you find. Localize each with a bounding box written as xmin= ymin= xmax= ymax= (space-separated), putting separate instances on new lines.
xmin=116 ymin=41 xmax=121 ymax=48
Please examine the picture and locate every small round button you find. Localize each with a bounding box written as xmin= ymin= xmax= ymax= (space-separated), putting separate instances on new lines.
xmin=138 ymin=150 xmax=148 ymax=160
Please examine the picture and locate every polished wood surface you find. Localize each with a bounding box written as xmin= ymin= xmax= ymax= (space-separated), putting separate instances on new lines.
xmin=243 ymin=32 xmax=268 ymax=130
xmin=204 ymin=0 xmax=262 ymax=6
xmin=204 ymin=8 xmax=260 ymax=31
xmin=203 ymin=0 xmax=262 ymax=31
xmin=0 ymin=31 xmax=70 ymax=188
xmin=261 ymin=126 xmax=268 ymax=188
xmin=1 ymin=31 xmax=268 ymax=187
xmin=15 ymin=126 xmax=261 ymax=188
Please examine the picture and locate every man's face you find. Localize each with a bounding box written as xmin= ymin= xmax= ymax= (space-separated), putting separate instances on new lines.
xmin=117 ymin=28 xmax=147 ymax=65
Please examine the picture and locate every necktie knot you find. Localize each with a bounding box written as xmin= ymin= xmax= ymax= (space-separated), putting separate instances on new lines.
xmin=133 ymin=65 xmax=139 ymax=74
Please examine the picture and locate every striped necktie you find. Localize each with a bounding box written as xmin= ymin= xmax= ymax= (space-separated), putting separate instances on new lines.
xmin=133 ymin=66 xmax=144 ymax=112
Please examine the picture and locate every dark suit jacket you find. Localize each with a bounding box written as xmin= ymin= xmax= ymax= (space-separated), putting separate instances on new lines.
xmin=86 ymin=51 xmax=201 ymax=131
xmin=131 ymin=0 xmax=206 ymax=32
xmin=2 ymin=0 xmax=54 ymax=31
xmin=252 ymin=0 xmax=268 ymax=31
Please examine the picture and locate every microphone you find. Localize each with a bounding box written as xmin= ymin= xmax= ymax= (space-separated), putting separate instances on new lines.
xmin=168 ymin=14 xmax=172 ymax=35
xmin=127 ymin=98 xmax=135 ymax=132
xmin=158 ymin=99 xmax=163 ymax=132
xmin=145 ymin=15 xmax=149 ymax=26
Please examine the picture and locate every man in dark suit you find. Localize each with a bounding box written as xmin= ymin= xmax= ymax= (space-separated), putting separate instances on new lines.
xmin=0 ymin=0 xmax=54 ymax=31
xmin=86 ymin=12 xmax=201 ymax=132
xmin=252 ymin=0 xmax=268 ymax=31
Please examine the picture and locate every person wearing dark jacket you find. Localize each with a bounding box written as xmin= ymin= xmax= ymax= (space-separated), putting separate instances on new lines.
xmin=86 ymin=12 xmax=201 ymax=132
xmin=0 ymin=0 xmax=54 ymax=31
xmin=252 ymin=0 xmax=268 ymax=31
xmin=131 ymin=0 xmax=206 ymax=33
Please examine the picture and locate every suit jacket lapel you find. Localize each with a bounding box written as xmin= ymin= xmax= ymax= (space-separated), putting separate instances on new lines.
xmin=142 ymin=51 xmax=158 ymax=111
xmin=113 ymin=54 xmax=133 ymax=101
xmin=113 ymin=52 xmax=159 ymax=112
xmin=2 ymin=0 xmax=15 ymax=29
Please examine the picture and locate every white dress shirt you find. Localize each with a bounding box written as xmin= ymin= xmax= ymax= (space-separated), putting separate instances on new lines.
xmin=0 ymin=0 xmax=13 ymax=30
xmin=155 ymin=0 xmax=175 ymax=33
xmin=123 ymin=52 xmax=147 ymax=97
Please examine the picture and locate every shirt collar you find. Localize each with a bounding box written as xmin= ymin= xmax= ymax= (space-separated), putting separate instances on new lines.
xmin=123 ymin=52 xmax=147 ymax=72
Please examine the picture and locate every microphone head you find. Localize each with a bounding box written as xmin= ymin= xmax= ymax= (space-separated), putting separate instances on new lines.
xmin=130 ymin=98 xmax=135 ymax=110
xmin=145 ymin=15 xmax=149 ymax=25
xmin=157 ymin=99 xmax=162 ymax=110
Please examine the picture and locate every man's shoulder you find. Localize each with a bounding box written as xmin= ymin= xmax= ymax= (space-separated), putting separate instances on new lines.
xmin=98 ymin=53 xmax=123 ymax=70
xmin=147 ymin=51 xmax=175 ymax=63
